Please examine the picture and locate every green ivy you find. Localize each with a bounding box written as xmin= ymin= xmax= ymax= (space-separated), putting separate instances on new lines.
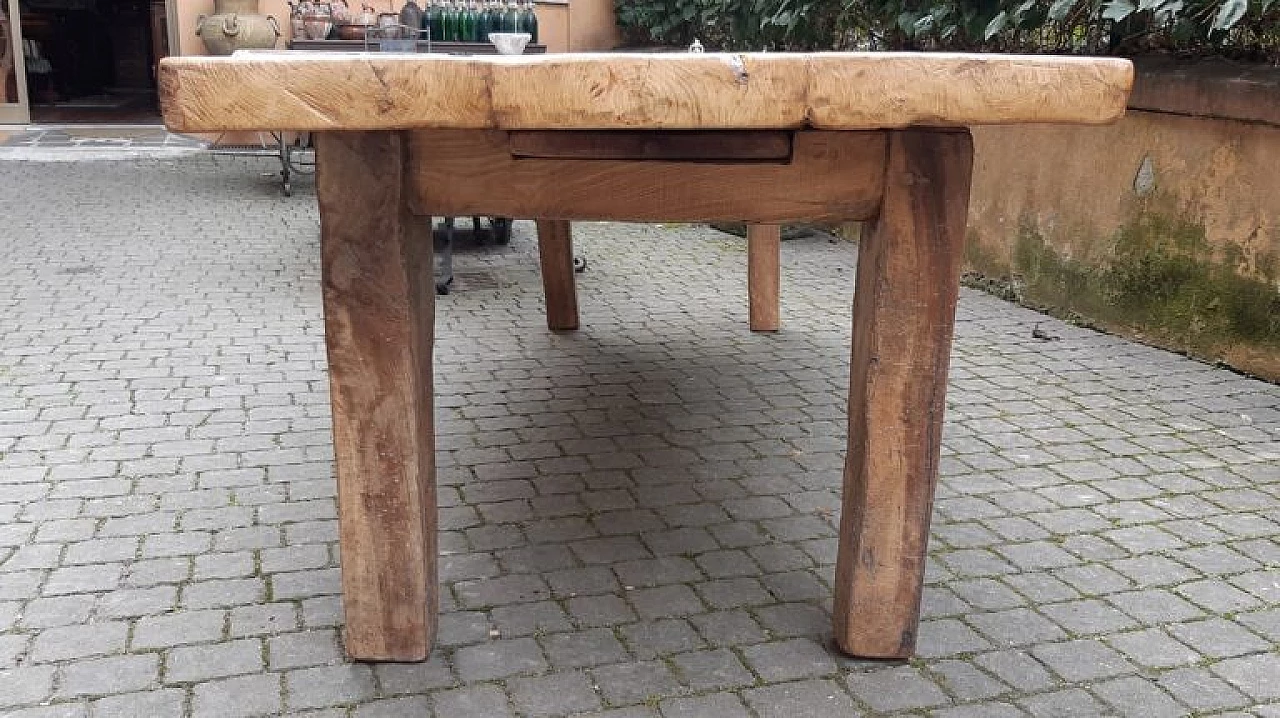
xmin=613 ymin=0 xmax=1279 ymax=59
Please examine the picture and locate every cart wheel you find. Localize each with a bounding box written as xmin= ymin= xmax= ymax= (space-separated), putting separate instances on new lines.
xmin=573 ymin=256 xmax=587 ymax=273
xmin=493 ymin=218 xmax=513 ymax=245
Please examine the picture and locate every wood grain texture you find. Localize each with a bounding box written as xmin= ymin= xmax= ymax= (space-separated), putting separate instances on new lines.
xmin=536 ymin=220 xmax=579 ymax=331
xmin=318 ymin=131 xmax=438 ymax=661
xmin=509 ymin=130 xmax=793 ymax=161
xmin=832 ymin=128 xmax=973 ymax=658
xmin=747 ymin=224 xmax=780 ymax=332
xmin=159 ymin=52 xmax=1133 ymax=133
xmin=406 ymin=129 xmax=887 ymax=223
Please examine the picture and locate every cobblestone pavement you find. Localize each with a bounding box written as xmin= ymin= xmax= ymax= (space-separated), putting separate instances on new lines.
xmin=1 ymin=156 xmax=1278 ymax=718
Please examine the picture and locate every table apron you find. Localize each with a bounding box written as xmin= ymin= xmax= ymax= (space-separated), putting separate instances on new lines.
xmin=404 ymin=129 xmax=888 ymax=223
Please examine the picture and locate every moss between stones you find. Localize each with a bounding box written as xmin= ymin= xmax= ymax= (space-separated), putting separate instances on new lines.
xmin=964 ymin=207 xmax=1280 ymax=378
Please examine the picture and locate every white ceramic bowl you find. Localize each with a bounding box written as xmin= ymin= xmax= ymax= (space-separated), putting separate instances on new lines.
xmin=489 ymin=32 xmax=531 ymax=55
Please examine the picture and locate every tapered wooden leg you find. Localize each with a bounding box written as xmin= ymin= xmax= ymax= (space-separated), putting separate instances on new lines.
xmin=747 ymin=224 xmax=781 ymax=331
xmin=316 ymin=131 xmax=438 ymax=661
xmin=536 ymin=219 xmax=579 ymax=331
xmin=832 ymin=129 xmax=973 ymax=658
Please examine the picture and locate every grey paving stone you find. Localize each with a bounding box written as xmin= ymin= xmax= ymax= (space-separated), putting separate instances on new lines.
xmin=846 ymin=665 xmax=950 ymax=712
xmin=1105 ymin=588 xmax=1205 ymax=624
xmin=1106 ymin=627 xmax=1202 ymax=668
xmin=753 ymin=602 xmax=829 ymax=638
xmin=165 ymin=639 xmax=264 ymax=683
xmin=619 ymin=619 xmax=704 ymax=660
xmin=929 ymin=659 xmax=1009 ymax=701
xmin=20 ymin=596 xmax=95 ymax=629
xmin=1032 ymin=639 xmax=1135 ymax=682
xmin=507 ymin=670 xmax=602 ymax=716
xmin=432 ymin=684 xmax=514 ymax=718
xmin=1157 ymin=667 xmax=1250 ymax=712
xmin=133 ymin=610 xmax=226 ymax=648
xmin=689 ymin=610 xmax=768 ymax=646
xmin=1039 ymin=599 xmax=1138 ymax=635
xmin=568 ymin=593 xmax=637 ymax=628
xmin=659 ymin=692 xmax=752 ymax=718
xmin=437 ymin=611 xmax=491 ymax=647
xmin=1212 ymin=652 xmax=1280 ymax=700
xmin=1018 ymin=688 xmax=1108 ymax=718
xmin=230 ymin=603 xmax=298 ymax=637
xmin=91 ymin=688 xmax=185 ymax=718
xmin=28 ymin=622 xmax=129 ymax=663
xmin=351 ymin=696 xmax=432 ymax=718
xmin=628 ymin=585 xmax=706 ymax=619
xmin=916 ymin=618 xmax=996 ymax=658
xmin=455 ymin=637 xmax=548 ymax=680
xmin=542 ymin=628 xmax=627 ymax=670
xmin=591 ymin=660 xmax=682 ymax=705
xmin=373 ymin=656 xmax=455 ymax=695
xmin=967 ymin=608 xmax=1066 ymax=647
xmin=741 ymin=638 xmax=837 ymax=682
xmin=181 ymin=578 xmax=266 ymax=609
xmin=491 ymin=600 xmax=572 ymax=637
xmin=671 ymin=647 xmax=755 ymax=690
xmin=454 ymin=574 xmax=550 ymax=608
xmin=0 ymin=634 xmax=28 ymax=669
xmin=1092 ymin=675 xmax=1185 ymax=718
xmin=57 ymin=654 xmax=159 ymax=697
xmin=0 ymin=704 xmax=90 ymax=718
xmin=1166 ymin=617 xmax=1273 ymax=658
xmin=0 ymin=666 xmax=56 ymax=707
xmin=192 ymin=674 xmax=283 ymax=718
xmin=268 ymin=629 xmax=342 ymax=669
xmin=42 ymin=564 xmax=123 ymax=595
xmin=743 ymin=678 xmax=861 ymax=718
xmin=930 ymin=702 xmax=1028 ymax=718
xmin=284 ymin=664 xmax=376 ymax=710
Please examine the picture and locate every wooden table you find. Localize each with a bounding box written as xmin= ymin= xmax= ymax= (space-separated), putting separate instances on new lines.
xmin=159 ymin=51 xmax=1132 ymax=662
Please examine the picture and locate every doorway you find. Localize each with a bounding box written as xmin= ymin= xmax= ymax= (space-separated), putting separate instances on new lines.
xmin=20 ymin=0 xmax=168 ymax=124
xmin=0 ymin=0 xmax=29 ymax=123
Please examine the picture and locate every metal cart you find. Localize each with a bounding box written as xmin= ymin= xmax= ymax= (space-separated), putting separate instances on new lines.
xmin=207 ymin=130 xmax=314 ymax=197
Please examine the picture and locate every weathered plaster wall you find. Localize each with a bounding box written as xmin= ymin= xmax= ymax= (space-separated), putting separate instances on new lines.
xmin=966 ymin=62 xmax=1280 ymax=380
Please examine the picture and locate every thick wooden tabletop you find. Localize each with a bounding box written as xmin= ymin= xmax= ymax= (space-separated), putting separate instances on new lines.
xmin=160 ymin=51 xmax=1132 ymax=133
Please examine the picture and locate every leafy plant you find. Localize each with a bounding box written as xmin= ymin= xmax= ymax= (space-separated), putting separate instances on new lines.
xmin=613 ymin=0 xmax=1279 ymax=60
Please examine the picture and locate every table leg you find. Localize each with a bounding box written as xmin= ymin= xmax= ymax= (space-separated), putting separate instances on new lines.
xmin=832 ymin=129 xmax=973 ymax=658
xmin=747 ymin=223 xmax=781 ymax=331
xmin=316 ymin=131 xmax=438 ymax=661
xmin=536 ymin=219 xmax=579 ymax=331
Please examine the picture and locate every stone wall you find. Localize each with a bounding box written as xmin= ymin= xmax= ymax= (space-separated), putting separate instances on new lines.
xmin=966 ymin=59 xmax=1280 ymax=380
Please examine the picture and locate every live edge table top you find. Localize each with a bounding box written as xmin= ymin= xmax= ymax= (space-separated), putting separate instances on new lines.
xmin=159 ymin=51 xmax=1133 ymax=133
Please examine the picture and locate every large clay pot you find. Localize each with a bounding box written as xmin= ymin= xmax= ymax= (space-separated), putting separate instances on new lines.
xmin=196 ymin=12 xmax=282 ymax=55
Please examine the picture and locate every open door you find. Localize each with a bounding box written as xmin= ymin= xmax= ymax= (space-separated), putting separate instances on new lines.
xmin=0 ymin=0 xmax=29 ymax=124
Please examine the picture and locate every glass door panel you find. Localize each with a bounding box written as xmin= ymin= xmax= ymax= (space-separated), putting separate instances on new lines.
xmin=0 ymin=0 xmax=29 ymax=123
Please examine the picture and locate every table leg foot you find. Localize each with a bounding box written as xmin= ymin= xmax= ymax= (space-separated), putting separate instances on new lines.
xmin=747 ymin=223 xmax=781 ymax=332
xmin=537 ymin=219 xmax=580 ymax=331
xmin=317 ymin=131 xmax=439 ymax=661
xmin=833 ymin=129 xmax=973 ymax=658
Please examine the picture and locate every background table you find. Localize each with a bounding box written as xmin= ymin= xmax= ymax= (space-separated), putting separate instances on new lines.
xmin=160 ymin=51 xmax=1132 ymax=661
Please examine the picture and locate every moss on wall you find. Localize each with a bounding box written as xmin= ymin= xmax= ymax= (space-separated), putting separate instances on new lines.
xmin=965 ymin=207 xmax=1280 ymax=378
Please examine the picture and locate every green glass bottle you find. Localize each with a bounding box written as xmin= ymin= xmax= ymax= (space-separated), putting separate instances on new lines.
xmin=520 ymin=0 xmax=537 ymax=43
xmin=474 ymin=0 xmax=489 ymax=42
xmin=426 ymin=0 xmax=441 ymax=41
xmin=503 ymin=0 xmax=519 ymax=33
xmin=459 ymin=1 xmax=474 ymax=43
xmin=443 ymin=0 xmax=458 ymax=41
